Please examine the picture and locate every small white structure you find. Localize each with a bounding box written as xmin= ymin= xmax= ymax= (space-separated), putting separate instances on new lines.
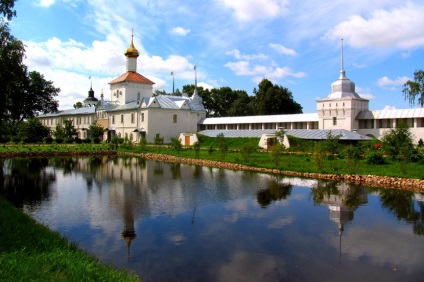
xmin=179 ymin=133 xmax=199 ymax=146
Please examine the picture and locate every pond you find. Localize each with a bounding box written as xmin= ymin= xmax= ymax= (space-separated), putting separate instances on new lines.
xmin=1 ymin=156 xmax=424 ymax=282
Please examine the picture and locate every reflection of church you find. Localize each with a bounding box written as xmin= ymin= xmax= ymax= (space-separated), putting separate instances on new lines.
xmin=320 ymin=184 xmax=368 ymax=260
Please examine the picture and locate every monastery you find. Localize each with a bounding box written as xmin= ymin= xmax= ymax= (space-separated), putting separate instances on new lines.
xmin=38 ymin=36 xmax=424 ymax=147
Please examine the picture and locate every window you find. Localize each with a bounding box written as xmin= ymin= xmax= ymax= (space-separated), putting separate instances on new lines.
xmin=141 ymin=113 xmax=144 ymax=122
xmin=137 ymin=92 xmax=141 ymax=100
xmin=131 ymin=113 xmax=135 ymax=123
xmin=173 ymin=114 xmax=177 ymax=123
xmin=333 ymin=117 xmax=337 ymax=125
xmin=121 ymin=114 xmax=124 ymax=123
xmin=112 ymin=115 xmax=115 ymax=124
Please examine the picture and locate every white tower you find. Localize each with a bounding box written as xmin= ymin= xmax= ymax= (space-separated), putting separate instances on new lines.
xmin=316 ymin=39 xmax=369 ymax=131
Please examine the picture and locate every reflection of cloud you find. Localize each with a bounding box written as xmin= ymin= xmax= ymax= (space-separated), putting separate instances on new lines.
xmin=218 ymin=252 xmax=286 ymax=282
xmin=168 ymin=233 xmax=187 ymax=245
xmin=327 ymin=225 xmax=424 ymax=271
xmin=267 ymin=216 xmax=295 ymax=229
xmin=224 ymin=213 xmax=239 ymax=223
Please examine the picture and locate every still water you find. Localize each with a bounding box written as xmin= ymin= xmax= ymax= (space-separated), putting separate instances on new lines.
xmin=1 ymin=156 xmax=424 ymax=282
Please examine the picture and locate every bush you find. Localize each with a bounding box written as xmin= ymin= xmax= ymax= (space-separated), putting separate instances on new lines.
xmin=240 ymin=143 xmax=256 ymax=162
xmin=171 ymin=137 xmax=182 ymax=153
xmin=44 ymin=136 xmax=53 ymax=144
xmin=55 ymin=138 xmax=63 ymax=144
xmin=366 ymin=150 xmax=386 ymax=165
xmin=139 ymin=138 xmax=147 ymax=150
xmin=12 ymin=136 xmax=21 ymax=144
xmin=192 ymin=141 xmax=201 ymax=158
xmin=74 ymin=137 xmax=82 ymax=144
xmin=269 ymin=143 xmax=284 ymax=167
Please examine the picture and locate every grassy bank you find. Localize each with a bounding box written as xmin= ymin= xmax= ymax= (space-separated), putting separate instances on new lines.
xmin=0 ymin=196 xmax=139 ymax=282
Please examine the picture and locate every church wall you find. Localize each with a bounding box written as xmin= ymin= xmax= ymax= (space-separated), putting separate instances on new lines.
xmin=144 ymin=109 xmax=198 ymax=143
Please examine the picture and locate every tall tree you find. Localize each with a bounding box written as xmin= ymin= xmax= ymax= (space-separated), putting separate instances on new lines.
xmin=402 ymin=69 xmax=424 ymax=107
xmin=10 ymin=71 xmax=59 ymax=122
xmin=252 ymin=79 xmax=303 ymax=115
xmin=0 ymin=0 xmax=16 ymax=20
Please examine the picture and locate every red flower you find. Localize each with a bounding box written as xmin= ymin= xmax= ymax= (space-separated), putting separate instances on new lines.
xmin=374 ymin=143 xmax=381 ymax=150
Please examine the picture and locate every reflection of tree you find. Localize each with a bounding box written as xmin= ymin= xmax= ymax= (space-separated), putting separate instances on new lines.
xmin=153 ymin=161 xmax=163 ymax=175
xmin=310 ymin=181 xmax=365 ymax=209
xmin=50 ymin=157 xmax=78 ymax=175
xmin=310 ymin=180 xmax=339 ymax=205
xmin=0 ymin=158 xmax=55 ymax=208
xmin=379 ymin=190 xmax=424 ymax=236
xmin=256 ymin=176 xmax=292 ymax=208
xmin=170 ymin=163 xmax=181 ymax=179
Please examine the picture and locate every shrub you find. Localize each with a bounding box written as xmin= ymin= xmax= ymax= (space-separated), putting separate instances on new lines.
xmin=171 ymin=137 xmax=182 ymax=153
xmin=74 ymin=137 xmax=82 ymax=144
xmin=139 ymin=138 xmax=147 ymax=150
xmin=240 ymin=143 xmax=256 ymax=162
xmin=366 ymin=150 xmax=386 ymax=165
xmin=269 ymin=143 xmax=284 ymax=167
xmin=12 ymin=136 xmax=21 ymax=144
xmin=55 ymin=138 xmax=63 ymax=144
xmin=44 ymin=136 xmax=53 ymax=144
xmin=192 ymin=141 xmax=201 ymax=158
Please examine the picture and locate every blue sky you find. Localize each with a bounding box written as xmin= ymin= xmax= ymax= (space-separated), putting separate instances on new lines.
xmin=8 ymin=0 xmax=424 ymax=112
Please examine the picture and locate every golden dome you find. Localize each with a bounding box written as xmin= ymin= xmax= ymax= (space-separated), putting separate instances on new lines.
xmin=125 ymin=36 xmax=139 ymax=58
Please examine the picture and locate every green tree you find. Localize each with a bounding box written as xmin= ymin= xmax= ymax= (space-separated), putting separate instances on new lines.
xmin=53 ymin=123 xmax=65 ymax=140
xmin=381 ymin=122 xmax=414 ymax=161
xmin=170 ymin=137 xmax=182 ymax=153
xmin=10 ymin=71 xmax=59 ymax=122
xmin=269 ymin=143 xmax=284 ymax=167
xmin=252 ymin=79 xmax=303 ymax=115
xmin=73 ymin=101 xmax=83 ymax=108
xmin=17 ymin=118 xmax=50 ymax=143
xmin=0 ymin=0 xmax=17 ymax=20
xmin=86 ymin=122 xmax=104 ymax=141
xmin=402 ymin=69 xmax=424 ymax=107
xmin=62 ymin=120 xmax=78 ymax=140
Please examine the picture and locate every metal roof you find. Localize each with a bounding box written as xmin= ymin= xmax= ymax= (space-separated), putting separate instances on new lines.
xmin=200 ymin=113 xmax=319 ymax=125
xmin=198 ymin=129 xmax=371 ymax=140
xmin=356 ymin=108 xmax=424 ymax=119
xmin=38 ymin=106 xmax=96 ymax=117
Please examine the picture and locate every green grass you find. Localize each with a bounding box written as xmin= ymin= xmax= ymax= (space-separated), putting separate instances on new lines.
xmin=0 ymin=197 xmax=139 ymax=282
xmin=119 ymin=145 xmax=424 ymax=179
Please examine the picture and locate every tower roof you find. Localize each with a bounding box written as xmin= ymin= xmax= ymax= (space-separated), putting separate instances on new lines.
xmin=109 ymin=71 xmax=155 ymax=85
xmin=125 ymin=33 xmax=139 ymax=58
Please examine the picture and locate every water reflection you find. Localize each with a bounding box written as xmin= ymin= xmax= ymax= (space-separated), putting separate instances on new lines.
xmin=1 ymin=157 xmax=424 ymax=281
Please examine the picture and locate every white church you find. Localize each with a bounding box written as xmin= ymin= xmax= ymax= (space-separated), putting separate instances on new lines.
xmin=38 ymin=35 xmax=424 ymax=148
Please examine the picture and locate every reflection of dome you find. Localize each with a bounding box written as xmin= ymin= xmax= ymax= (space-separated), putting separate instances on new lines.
xmin=125 ymin=38 xmax=139 ymax=58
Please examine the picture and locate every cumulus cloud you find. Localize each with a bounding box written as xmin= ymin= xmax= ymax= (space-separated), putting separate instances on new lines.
xmin=226 ymin=49 xmax=267 ymax=60
xmin=356 ymin=86 xmax=375 ymax=100
xmin=225 ymin=61 xmax=305 ymax=80
xmin=377 ymin=76 xmax=409 ymax=89
xmin=383 ymin=105 xmax=397 ymax=110
xmin=324 ymin=3 xmax=424 ymax=49
xmin=170 ymin=27 xmax=190 ymax=36
xmin=269 ymin=43 xmax=297 ymax=56
xmin=220 ymin=0 xmax=289 ymax=21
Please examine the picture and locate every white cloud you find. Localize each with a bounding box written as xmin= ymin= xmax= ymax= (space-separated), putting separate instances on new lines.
xmin=356 ymin=86 xmax=375 ymax=100
xmin=269 ymin=43 xmax=297 ymax=56
xmin=37 ymin=0 xmax=56 ymax=7
xmin=220 ymin=0 xmax=289 ymax=21
xmin=198 ymin=82 xmax=214 ymax=90
xmin=225 ymin=61 xmax=305 ymax=84
xmin=226 ymin=49 xmax=267 ymax=60
xmin=377 ymin=76 xmax=409 ymax=88
xmin=324 ymin=3 xmax=424 ymax=49
xmin=384 ymin=105 xmax=397 ymax=110
xmin=170 ymin=27 xmax=190 ymax=36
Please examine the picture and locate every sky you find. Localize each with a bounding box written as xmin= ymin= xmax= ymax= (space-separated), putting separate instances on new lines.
xmin=8 ymin=0 xmax=424 ymax=112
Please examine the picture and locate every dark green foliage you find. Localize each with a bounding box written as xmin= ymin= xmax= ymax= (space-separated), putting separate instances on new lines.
xmin=366 ymin=150 xmax=386 ymax=165
xmin=192 ymin=141 xmax=201 ymax=158
xmin=312 ymin=142 xmax=326 ymax=171
xmin=87 ymin=123 xmax=104 ymax=141
xmin=240 ymin=143 xmax=256 ymax=162
xmin=252 ymin=78 xmax=303 ymax=115
xmin=268 ymin=143 xmax=284 ymax=167
xmin=344 ymin=145 xmax=363 ymax=173
xmin=402 ymin=69 xmax=424 ymax=107
xmin=171 ymin=137 xmax=182 ymax=153
xmin=216 ymin=133 xmax=228 ymax=160
xmin=45 ymin=136 xmax=53 ymax=144
xmin=381 ymin=122 xmax=414 ymax=161
xmin=154 ymin=135 xmax=164 ymax=145
xmin=17 ymin=118 xmax=50 ymax=143
xmin=323 ymin=131 xmax=341 ymax=158
xmin=139 ymin=138 xmax=147 ymax=150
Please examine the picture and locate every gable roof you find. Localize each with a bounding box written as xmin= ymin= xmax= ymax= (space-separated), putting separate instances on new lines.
xmin=109 ymin=71 xmax=155 ymax=85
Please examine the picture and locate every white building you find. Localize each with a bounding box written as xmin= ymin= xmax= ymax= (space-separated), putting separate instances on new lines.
xmin=38 ymin=34 xmax=424 ymax=146
xmin=39 ymin=34 xmax=206 ymax=144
